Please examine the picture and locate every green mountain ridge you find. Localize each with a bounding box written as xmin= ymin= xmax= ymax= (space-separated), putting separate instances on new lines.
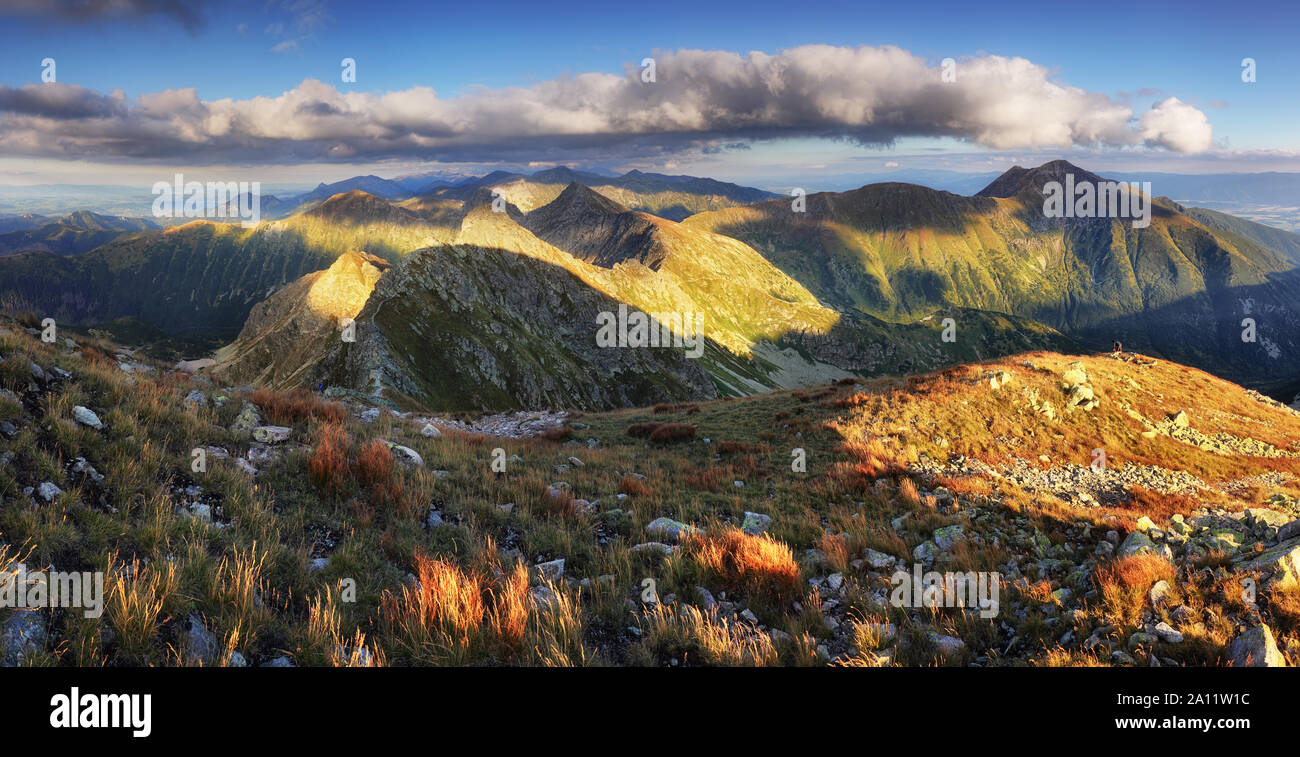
xmin=684 ymin=161 xmax=1300 ymax=389
xmin=215 ymin=188 xmax=1076 ymax=410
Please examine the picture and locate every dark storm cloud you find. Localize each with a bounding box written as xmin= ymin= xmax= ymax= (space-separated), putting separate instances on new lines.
xmin=0 ymin=0 xmax=209 ymax=33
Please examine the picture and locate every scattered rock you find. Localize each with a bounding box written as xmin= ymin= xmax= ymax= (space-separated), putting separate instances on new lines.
xmin=1153 ymin=622 xmax=1183 ymax=643
xmin=230 ymin=403 xmax=262 ymax=438
xmin=741 ymin=511 xmax=772 ymax=535
xmin=1148 ymin=579 xmax=1172 ymax=608
xmin=863 ymin=548 xmax=895 ymax=570
xmin=72 ymin=406 xmax=103 ymax=429
xmin=534 ymin=558 xmax=565 ymax=581
xmin=378 ymin=440 xmax=423 ymax=467
xmin=1225 ymin=624 xmax=1287 ymax=667
xmin=0 ymin=610 xmax=46 ymax=667
xmin=187 ymin=614 xmax=219 ymax=663
xmin=252 ymin=425 xmax=292 ymax=444
xmin=35 ymin=482 xmax=63 ymax=502
xmin=646 ymin=517 xmax=697 ymax=543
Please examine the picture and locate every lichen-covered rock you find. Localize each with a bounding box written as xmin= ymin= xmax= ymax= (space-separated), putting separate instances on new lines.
xmin=533 ymin=558 xmax=565 ymax=581
xmin=741 ymin=511 xmax=772 ymax=535
xmin=230 ymin=403 xmax=263 ymax=438
xmin=252 ymin=425 xmax=292 ymax=444
xmin=646 ymin=517 xmax=697 ymax=543
xmin=1236 ymin=538 xmax=1300 ymax=588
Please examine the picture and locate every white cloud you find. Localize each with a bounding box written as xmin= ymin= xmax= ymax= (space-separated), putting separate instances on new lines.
xmin=1138 ymin=97 xmax=1214 ymax=153
xmin=0 ymin=45 xmax=1215 ymax=164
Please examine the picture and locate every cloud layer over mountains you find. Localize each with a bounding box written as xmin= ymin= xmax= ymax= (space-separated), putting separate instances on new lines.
xmin=0 ymin=45 xmax=1214 ymax=163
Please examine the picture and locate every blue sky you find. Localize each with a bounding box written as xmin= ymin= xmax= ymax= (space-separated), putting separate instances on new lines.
xmin=1 ymin=0 xmax=1298 ymax=187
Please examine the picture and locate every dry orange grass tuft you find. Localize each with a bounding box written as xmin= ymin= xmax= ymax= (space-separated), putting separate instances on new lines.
xmin=650 ymin=423 xmax=696 ymax=443
xmin=845 ymin=437 xmax=913 ymax=479
xmin=688 ymin=528 xmax=802 ymax=609
xmin=381 ymin=553 xmax=532 ymax=662
xmin=627 ymin=421 xmax=696 ymax=443
xmin=818 ymin=532 xmax=850 ymax=573
xmin=355 ymin=438 xmax=406 ymax=513
xmin=541 ymin=491 xmax=577 ymax=518
xmin=539 ymin=425 xmax=572 ymax=442
xmin=1094 ymin=553 xmax=1176 ymax=626
xmin=685 ymin=466 xmax=729 ymax=491
xmin=898 ymin=477 xmax=922 ymax=505
xmin=935 ymin=474 xmax=994 ymax=498
xmin=308 ymin=424 xmax=350 ymax=493
xmin=79 ymin=344 xmax=114 ymax=366
xmin=824 ymin=438 xmax=916 ymax=493
xmin=251 ymin=388 xmax=347 ymax=425
xmin=355 ymin=438 xmax=394 ymax=487
xmin=618 ymin=475 xmax=652 ymax=497
xmin=652 ymin=402 xmax=700 ymax=414
xmin=1267 ymin=583 xmax=1300 ymax=630
xmin=1119 ymin=486 xmax=1197 ymax=523
xmin=718 ymin=440 xmax=767 ymax=454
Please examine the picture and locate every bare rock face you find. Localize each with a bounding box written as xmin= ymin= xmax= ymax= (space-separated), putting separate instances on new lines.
xmin=212 ymin=250 xmax=389 ymax=389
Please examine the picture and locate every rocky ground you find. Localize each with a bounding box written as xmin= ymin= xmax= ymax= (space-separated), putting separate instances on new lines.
xmin=2 ymin=319 xmax=1298 ymax=667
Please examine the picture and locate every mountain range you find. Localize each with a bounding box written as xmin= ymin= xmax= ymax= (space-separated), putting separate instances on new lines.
xmin=0 ymin=160 xmax=1297 ymax=410
xmin=686 ymin=160 xmax=1300 ymax=395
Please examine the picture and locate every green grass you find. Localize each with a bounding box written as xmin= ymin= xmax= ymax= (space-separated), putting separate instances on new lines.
xmin=1 ymin=316 xmax=1297 ymax=667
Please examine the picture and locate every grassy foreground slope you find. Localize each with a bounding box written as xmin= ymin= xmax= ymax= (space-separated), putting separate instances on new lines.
xmin=1 ymin=315 xmax=1297 ymax=667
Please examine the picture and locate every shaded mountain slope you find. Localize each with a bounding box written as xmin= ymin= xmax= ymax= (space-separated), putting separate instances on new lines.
xmin=685 ymin=161 xmax=1300 ymax=388
xmin=313 ymin=243 xmax=718 ymax=411
xmin=0 ymin=192 xmax=454 ymax=345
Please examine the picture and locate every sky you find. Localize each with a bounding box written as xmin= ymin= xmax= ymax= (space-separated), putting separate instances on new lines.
xmin=1 ymin=0 xmax=1298 ymax=189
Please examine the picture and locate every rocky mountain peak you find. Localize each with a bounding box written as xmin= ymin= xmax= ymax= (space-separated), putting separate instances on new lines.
xmin=977 ymin=160 xmax=1107 ymax=198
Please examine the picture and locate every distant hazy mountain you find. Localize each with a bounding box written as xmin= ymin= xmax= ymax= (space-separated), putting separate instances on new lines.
xmin=0 ymin=213 xmax=53 ymax=233
xmin=6 ymin=162 xmax=1299 ymax=409
xmin=306 ymin=189 xmax=426 ymax=226
xmin=1176 ymin=203 xmax=1300 ymax=266
xmin=803 ymin=169 xmax=1003 ymax=195
xmin=1111 ymin=171 xmax=1300 ymax=206
xmin=0 ymin=210 xmax=159 ymax=256
xmin=416 ymin=166 xmax=779 ymax=221
xmin=294 ymin=175 xmax=410 ymax=205
xmin=391 ymin=169 xmax=482 ymax=194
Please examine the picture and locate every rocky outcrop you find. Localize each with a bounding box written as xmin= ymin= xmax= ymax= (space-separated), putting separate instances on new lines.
xmin=211 ymin=251 xmax=389 ymax=389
